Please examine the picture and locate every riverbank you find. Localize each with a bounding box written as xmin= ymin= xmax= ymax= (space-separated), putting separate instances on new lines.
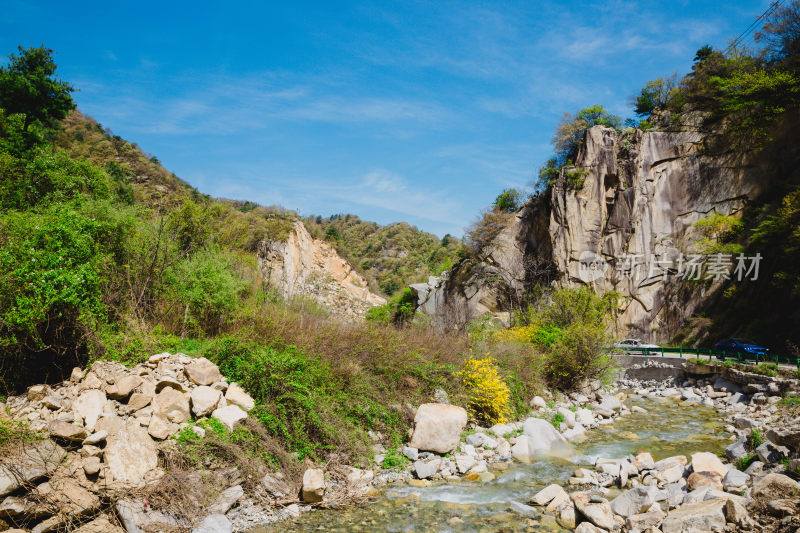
xmin=0 ymin=353 xmax=798 ymax=532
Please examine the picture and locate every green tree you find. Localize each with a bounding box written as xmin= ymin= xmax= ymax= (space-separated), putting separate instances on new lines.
xmin=494 ymin=188 xmax=521 ymax=212
xmin=694 ymin=44 xmax=715 ymax=64
xmin=0 ymin=46 xmax=74 ymax=135
xmin=552 ymin=105 xmax=621 ymax=164
xmin=755 ymin=0 xmax=800 ymax=68
xmin=633 ymin=75 xmax=679 ymax=117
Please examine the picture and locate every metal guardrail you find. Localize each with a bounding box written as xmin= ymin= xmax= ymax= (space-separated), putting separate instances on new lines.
xmin=607 ymin=346 xmax=800 ymax=369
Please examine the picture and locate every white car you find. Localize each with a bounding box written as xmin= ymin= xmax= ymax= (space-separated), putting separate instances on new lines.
xmin=613 ymin=339 xmax=660 ymax=354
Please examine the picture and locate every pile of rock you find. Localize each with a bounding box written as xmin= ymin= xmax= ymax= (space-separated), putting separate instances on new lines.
xmin=0 ymin=353 xmax=257 ymax=532
xmin=529 ymin=449 xmax=800 ymax=532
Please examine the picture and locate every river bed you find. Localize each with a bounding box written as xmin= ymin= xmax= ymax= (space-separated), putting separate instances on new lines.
xmin=254 ymin=394 xmax=730 ymax=532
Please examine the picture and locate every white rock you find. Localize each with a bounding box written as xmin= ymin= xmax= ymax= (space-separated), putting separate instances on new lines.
xmin=408 ymin=403 xmax=467 ymax=454
xmin=212 ymin=405 xmax=247 ymax=431
xmin=224 ymin=383 xmax=255 ymax=411
xmin=519 ymin=418 xmax=571 ymax=456
xmin=83 ymin=430 xmax=108 ymax=445
xmin=74 ymin=389 xmax=107 ymax=432
xmin=192 ymin=514 xmax=233 ymax=533
xmin=530 ymin=396 xmax=547 ymax=409
xmin=191 ymin=386 xmax=223 ymax=418
xmin=184 ymin=358 xmax=223 ymax=386
xmin=660 ymin=498 xmax=726 ymax=533
xmin=301 ymin=468 xmax=325 ymax=503
xmin=402 ymin=446 xmax=419 ymax=460
xmin=152 ymin=388 xmax=191 ymax=424
xmin=530 ymin=483 xmax=568 ymax=506
xmin=102 ymin=419 xmax=159 ymax=488
xmin=455 ymin=454 xmax=476 ymax=474
xmin=557 ymin=407 xmax=576 ymax=428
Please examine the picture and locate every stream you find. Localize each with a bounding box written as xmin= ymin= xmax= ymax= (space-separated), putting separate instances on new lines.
xmin=254 ymin=393 xmax=730 ymax=532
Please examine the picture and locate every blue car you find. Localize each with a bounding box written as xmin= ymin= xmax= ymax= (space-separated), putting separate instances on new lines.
xmin=713 ymin=338 xmax=769 ymax=359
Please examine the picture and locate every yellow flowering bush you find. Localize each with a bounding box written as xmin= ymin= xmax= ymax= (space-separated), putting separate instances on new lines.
xmin=458 ymin=357 xmax=512 ymax=425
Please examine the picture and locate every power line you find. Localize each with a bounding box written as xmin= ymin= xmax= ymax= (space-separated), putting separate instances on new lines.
xmin=726 ymin=0 xmax=784 ymax=52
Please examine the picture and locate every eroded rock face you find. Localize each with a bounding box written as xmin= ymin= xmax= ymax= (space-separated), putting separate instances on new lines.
xmin=257 ymin=220 xmax=386 ymax=321
xmin=413 ymin=125 xmax=774 ymax=340
xmin=409 ymin=403 xmax=468 ymax=454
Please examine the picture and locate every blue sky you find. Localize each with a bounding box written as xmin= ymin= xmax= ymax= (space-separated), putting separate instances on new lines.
xmin=1 ymin=1 xmax=770 ymax=236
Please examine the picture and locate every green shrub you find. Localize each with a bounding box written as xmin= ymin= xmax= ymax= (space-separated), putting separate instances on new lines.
xmin=204 ymin=337 xmax=372 ymax=460
xmin=550 ymin=412 xmax=565 ymax=428
xmin=0 ymin=206 xmax=109 ymax=386
xmin=365 ymin=288 xmax=416 ymax=325
xmin=168 ymin=249 xmax=246 ymax=335
xmin=1 ymin=148 xmax=110 ymax=210
xmin=735 ymin=454 xmax=756 ymax=471
xmin=0 ymin=419 xmax=43 ymax=449
xmin=748 ymin=429 xmax=765 ymax=448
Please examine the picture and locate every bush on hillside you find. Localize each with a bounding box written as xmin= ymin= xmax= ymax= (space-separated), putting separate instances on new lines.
xmin=0 ymin=206 xmax=109 ymax=386
xmin=459 ymin=356 xmax=512 ymax=425
xmin=168 ymin=249 xmax=247 ymax=336
xmin=494 ymin=287 xmax=618 ymax=390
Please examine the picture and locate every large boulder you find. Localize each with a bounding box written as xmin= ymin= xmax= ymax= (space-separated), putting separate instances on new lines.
xmin=184 ymin=357 xmax=223 ymax=386
xmin=302 ymin=468 xmax=325 ymax=503
xmin=570 ymin=492 xmax=614 ymax=530
xmin=530 ymin=484 xmax=569 ymax=506
xmin=148 ymin=415 xmax=179 ymax=440
xmin=152 ymin=387 xmax=191 ymax=424
xmin=725 ymin=437 xmax=748 ymax=461
xmin=116 ymin=498 xmax=188 ymax=533
xmin=520 ymin=418 xmax=571 ymax=457
xmin=661 ymin=498 xmax=726 ymax=533
xmin=751 ymin=473 xmax=800 ymax=500
xmin=225 ymin=383 xmax=255 ymax=411
xmin=0 ymin=440 xmax=66 ymax=496
xmin=687 ymin=470 xmax=722 ymax=491
xmin=408 ymin=403 xmax=467 ymax=454
xmin=48 ymin=420 xmax=88 ymax=441
xmin=191 ymin=386 xmax=223 ymax=417
xmin=106 ymin=375 xmax=143 ymax=400
xmin=690 ymin=452 xmax=727 ymax=478
xmin=611 ymin=485 xmax=658 ymax=517
xmin=212 ymin=405 xmax=248 ymax=431
xmin=36 ymin=477 xmax=100 ymax=517
xmin=103 ymin=419 xmax=159 ymax=487
xmin=766 ymin=426 xmax=800 ymax=449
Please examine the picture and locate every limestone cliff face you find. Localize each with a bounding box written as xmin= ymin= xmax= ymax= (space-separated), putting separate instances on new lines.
xmin=257 ymin=221 xmax=386 ymax=320
xmin=414 ymin=125 xmax=772 ymax=340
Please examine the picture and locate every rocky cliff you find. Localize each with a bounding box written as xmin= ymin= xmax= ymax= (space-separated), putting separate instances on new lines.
xmin=257 ymin=220 xmax=386 ymax=319
xmin=413 ymin=124 xmax=781 ymax=340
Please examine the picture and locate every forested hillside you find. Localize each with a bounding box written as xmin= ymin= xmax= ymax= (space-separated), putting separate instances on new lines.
xmin=304 ymin=214 xmax=464 ymax=296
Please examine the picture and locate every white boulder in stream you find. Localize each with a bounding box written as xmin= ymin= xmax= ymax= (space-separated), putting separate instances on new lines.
xmin=409 ymin=403 xmax=467 ymax=454
xmin=512 ymin=418 xmax=572 ymax=461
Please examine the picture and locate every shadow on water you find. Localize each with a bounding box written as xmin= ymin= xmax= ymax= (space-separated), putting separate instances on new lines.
xmin=255 ymin=394 xmax=730 ymax=532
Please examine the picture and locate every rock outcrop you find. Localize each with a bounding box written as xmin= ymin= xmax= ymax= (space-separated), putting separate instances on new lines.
xmin=413 ymin=124 xmax=776 ymax=340
xmin=257 ymin=220 xmax=386 ymax=320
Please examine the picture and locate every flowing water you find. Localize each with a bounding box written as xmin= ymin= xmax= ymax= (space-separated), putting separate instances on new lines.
xmin=253 ymin=394 xmax=730 ymax=532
